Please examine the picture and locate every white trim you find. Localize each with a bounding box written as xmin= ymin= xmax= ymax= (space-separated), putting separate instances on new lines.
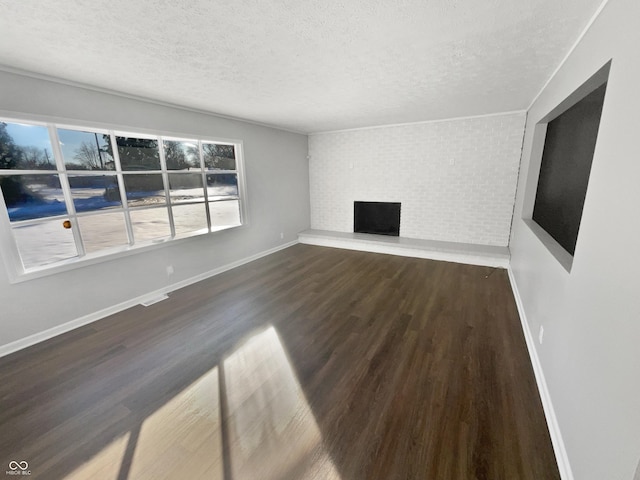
xmin=523 ymin=219 xmax=574 ymax=273
xmin=0 ymin=65 xmax=528 ymax=136
xmin=526 ymin=0 xmax=611 ymax=111
xmin=506 ymin=111 xmax=529 ymax=246
xmin=507 ymin=267 xmax=574 ymax=480
xmin=0 ymin=115 xmax=247 ymax=282
xmin=233 ymin=143 xmax=250 ymax=227
xmin=310 ymin=110 xmax=527 ymax=135
xmin=198 ymin=140 xmax=213 ymax=231
xmin=0 ymin=240 xmax=299 ymax=358
xmin=6 ymin=221 xmax=246 ymax=284
xmin=140 ymin=294 xmax=169 ymax=307
xmin=0 ymin=184 xmax=23 ymax=276
xmin=0 ymin=65 xmax=307 ymax=136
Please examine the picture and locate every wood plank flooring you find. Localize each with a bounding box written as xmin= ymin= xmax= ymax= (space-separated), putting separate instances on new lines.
xmin=0 ymin=244 xmax=560 ymax=480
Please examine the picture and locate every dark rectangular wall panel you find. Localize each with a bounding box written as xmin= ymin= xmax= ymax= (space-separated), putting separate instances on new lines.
xmin=533 ymin=82 xmax=607 ymax=255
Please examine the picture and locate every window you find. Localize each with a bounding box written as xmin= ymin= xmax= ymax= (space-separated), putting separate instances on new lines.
xmin=0 ymin=119 xmax=244 ymax=278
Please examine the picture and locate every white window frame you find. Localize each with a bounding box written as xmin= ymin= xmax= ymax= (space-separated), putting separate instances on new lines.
xmin=0 ymin=115 xmax=248 ymax=283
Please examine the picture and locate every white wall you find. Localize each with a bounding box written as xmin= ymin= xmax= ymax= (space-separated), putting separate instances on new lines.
xmin=0 ymin=70 xmax=310 ymax=350
xmin=510 ymin=0 xmax=640 ymax=478
xmin=309 ymin=113 xmax=526 ymax=246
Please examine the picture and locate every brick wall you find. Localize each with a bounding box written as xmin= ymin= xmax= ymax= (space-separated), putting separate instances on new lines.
xmin=308 ymin=112 xmax=526 ymax=246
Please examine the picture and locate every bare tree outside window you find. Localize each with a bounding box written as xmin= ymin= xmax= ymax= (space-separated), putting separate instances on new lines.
xmin=73 ymin=141 xmax=104 ymax=170
xmin=200 ymin=143 xmax=236 ymax=170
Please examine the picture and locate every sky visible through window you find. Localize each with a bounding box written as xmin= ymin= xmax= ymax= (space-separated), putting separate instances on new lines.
xmin=58 ymin=129 xmax=105 ymax=166
xmin=1 ymin=119 xmax=242 ymax=272
xmin=6 ymin=123 xmax=51 ymax=149
xmin=5 ymin=123 xmax=101 ymax=167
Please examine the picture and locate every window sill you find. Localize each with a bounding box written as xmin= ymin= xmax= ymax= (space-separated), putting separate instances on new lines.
xmin=5 ymin=223 xmax=245 ymax=284
xmin=523 ymin=218 xmax=573 ymax=273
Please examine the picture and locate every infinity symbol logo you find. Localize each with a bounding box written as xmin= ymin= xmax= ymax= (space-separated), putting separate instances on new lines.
xmin=8 ymin=461 xmax=28 ymax=470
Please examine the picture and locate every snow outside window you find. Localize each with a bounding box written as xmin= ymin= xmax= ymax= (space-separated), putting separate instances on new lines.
xmin=0 ymin=119 xmax=244 ymax=277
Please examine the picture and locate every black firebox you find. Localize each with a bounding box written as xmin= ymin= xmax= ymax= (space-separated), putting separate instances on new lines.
xmin=353 ymin=201 xmax=401 ymax=236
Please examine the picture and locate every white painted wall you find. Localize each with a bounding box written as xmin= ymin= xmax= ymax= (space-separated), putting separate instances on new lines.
xmin=0 ymin=70 xmax=310 ymax=350
xmin=510 ymin=0 xmax=640 ymax=479
xmin=309 ymin=113 xmax=526 ymax=246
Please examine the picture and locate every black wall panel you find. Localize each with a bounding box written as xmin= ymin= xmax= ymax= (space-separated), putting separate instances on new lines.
xmin=533 ymin=83 xmax=607 ymax=256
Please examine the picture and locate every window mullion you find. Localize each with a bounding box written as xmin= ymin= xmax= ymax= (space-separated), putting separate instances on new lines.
xmin=48 ymin=124 xmax=86 ymax=257
xmin=0 ymin=118 xmax=244 ymax=279
xmin=235 ymin=143 xmax=247 ymax=225
xmin=199 ymin=141 xmax=212 ymax=232
xmin=157 ymin=137 xmax=176 ymax=238
xmin=0 ymin=188 xmax=25 ymax=277
xmin=110 ymin=132 xmax=135 ymax=246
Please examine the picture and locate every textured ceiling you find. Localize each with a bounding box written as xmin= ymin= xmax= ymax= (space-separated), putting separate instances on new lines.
xmin=0 ymin=0 xmax=604 ymax=133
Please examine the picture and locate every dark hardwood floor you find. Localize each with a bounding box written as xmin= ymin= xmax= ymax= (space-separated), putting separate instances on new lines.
xmin=0 ymin=244 xmax=559 ymax=480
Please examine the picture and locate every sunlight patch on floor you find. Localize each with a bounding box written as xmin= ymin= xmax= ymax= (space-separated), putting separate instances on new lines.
xmin=127 ymin=367 xmax=223 ymax=480
xmin=224 ymin=326 xmax=341 ymax=480
xmin=64 ymin=432 xmax=130 ymax=480
xmin=63 ymin=327 xmax=339 ymax=479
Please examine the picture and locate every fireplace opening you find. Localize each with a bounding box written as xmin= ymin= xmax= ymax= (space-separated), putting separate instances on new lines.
xmin=354 ymin=201 xmax=401 ymax=236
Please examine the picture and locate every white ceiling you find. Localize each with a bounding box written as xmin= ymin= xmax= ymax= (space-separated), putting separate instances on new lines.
xmin=0 ymin=0 xmax=604 ymax=133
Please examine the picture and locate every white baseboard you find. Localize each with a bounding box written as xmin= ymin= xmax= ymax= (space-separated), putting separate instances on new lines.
xmin=0 ymin=240 xmax=299 ymax=358
xmin=0 ymin=241 xmax=571 ymax=480
xmin=508 ymin=267 xmax=574 ymax=480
